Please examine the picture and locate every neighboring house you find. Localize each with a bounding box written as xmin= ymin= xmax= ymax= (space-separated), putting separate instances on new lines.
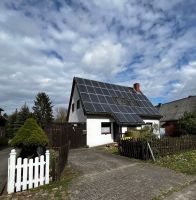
xmin=67 ymin=77 xmax=161 ymax=147
xmin=0 ymin=108 xmax=6 ymax=137
xmin=157 ymin=96 xmax=196 ymax=136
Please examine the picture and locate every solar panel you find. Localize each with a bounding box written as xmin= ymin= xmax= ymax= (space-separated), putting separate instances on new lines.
xmin=83 ymin=102 xmax=95 ymax=112
xmin=98 ymin=95 xmax=107 ymax=104
xmin=94 ymin=87 xmax=103 ymax=95
xmin=90 ymin=94 xmax=99 ymax=103
xmin=86 ymin=86 xmax=95 ymax=94
xmin=93 ymin=103 xmax=104 ymax=112
xmin=80 ymin=93 xmax=91 ymax=102
xmin=75 ymin=77 xmax=161 ymax=124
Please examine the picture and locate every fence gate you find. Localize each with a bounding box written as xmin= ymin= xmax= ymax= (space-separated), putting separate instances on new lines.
xmin=45 ymin=123 xmax=86 ymax=149
xmin=7 ymin=149 xmax=50 ymax=194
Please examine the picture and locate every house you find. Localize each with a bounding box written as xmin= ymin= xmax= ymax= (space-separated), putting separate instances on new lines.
xmin=157 ymin=96 xmax=196 ymax=136
xmin=0 ymin=108 xmax=6 ymax=137
xmin=67 ymin=77 xmax=161 ymax=147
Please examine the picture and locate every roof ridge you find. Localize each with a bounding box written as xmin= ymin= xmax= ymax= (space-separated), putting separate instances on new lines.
xmin=74 ymin=76 xmax=134 ymax=89
xmin=160 ymin=95 xmax=196 ymax=106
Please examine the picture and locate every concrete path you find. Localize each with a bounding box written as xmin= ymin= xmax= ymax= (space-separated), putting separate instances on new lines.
xmin=68 ymin=148 xmax=195 ymax=200
xmin=0 ymin=148 xmax=11 ymax=194
xmin=165 ymin=182 xmax=196 ymax=200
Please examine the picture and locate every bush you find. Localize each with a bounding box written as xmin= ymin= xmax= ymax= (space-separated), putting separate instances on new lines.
xmin=11 ymin=118 xmax=49 ymax=158
xmin=177 ymin=112 xmax=196 ymax=135
xmin=124 ymin=127 xmax=157 ymax=140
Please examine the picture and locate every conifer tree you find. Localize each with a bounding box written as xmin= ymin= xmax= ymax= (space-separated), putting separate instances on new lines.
xmin=33 ymin=92 xmax=54 ymax=128
xmin=14 ymin=103 xmax=31 ymax=132
xmin=6 ymin=109 xmax=18 ymax=138
xmin=11 ymin=118 xmax=48 ymax=158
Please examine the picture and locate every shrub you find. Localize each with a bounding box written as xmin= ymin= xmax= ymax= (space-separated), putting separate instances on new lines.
xmin=11 ymin=118 xmax=49 ymax=158
xmin=177 ymin=112 xmax=196 ymax=135
xmin=124 ymin=127 xmax=157 ymax=140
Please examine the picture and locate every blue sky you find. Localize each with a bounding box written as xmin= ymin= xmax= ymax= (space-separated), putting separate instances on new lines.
xmin=0 ymin=0 xmax=196 ymax=114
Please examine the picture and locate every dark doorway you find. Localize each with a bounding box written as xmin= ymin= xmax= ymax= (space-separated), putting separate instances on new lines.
xmin=113 ymin=123 xmax=121 ymax=141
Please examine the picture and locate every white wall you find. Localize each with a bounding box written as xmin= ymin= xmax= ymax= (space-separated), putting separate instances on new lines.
xmin=86 ymin=117 xmax=114 ymax=147
xmin=122 ymin=126 xmax=127 ymax=133
xmin=68 ymin=85 xmax=86 ymax=123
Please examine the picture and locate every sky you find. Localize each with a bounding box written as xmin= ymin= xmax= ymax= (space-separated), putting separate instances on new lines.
xmin=0 ymin=0 xmax=196 ymax=114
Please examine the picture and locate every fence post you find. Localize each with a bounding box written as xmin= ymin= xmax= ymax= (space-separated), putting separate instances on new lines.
xmin=7 ymin=149 xmax=16 ymax=194
xmin=45 ymin=150 xmax=50 ymax=184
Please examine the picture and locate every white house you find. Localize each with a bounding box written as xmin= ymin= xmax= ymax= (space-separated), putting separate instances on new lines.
xmin=67 ymin=77 xmax=161 ymax=147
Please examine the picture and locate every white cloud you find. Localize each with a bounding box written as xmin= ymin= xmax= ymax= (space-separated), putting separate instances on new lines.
xmin=82 ymin=40 xmax=126 ymax=75
xmin=0 ymin=0 xmax=196 ymax=113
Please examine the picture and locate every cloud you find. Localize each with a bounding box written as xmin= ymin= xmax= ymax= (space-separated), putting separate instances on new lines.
xmin=0 ymin=0 xmax=196 ymax=114
xmin=82 ymin=40 xmax=127 ymax=75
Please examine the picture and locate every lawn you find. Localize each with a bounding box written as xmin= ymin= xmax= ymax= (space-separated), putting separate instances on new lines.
xmin=152 ymin=150 xmax=196 ymax=175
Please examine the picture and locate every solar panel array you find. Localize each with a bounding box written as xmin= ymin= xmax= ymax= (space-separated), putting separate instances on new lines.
xmin=75 ymin=77 xmax=161 ymax=124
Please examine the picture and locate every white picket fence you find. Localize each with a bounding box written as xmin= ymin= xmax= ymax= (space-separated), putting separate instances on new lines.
xmin=7 ymin=149 xmax=50 ymax=194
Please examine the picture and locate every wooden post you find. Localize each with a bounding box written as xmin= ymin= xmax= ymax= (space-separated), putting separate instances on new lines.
xmin=34 ymin=157 xmax=39 ymax=188
xmin=28 ymin=159 xmax=33 ymax=189
xmin=45 ymin=150 xmax=50 ymax=184
xmin=147 ymin=142 xmax=155 ymax=161
xmin=7 ymin=149 xmax=16 ymax=194
xmin=22 ymin=158 xmax=28 ymax=191
xmin=16 ymin=158 xmax=22 ymax=192
xmin=40 ymin=155 xmax=44 ymax=186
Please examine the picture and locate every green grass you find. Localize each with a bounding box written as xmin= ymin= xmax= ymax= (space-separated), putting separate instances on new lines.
xmin=152 ymin=150 xmax=196 ymax=175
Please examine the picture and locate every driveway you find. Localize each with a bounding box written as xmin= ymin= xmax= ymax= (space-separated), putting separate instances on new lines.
xmin=68 ymin=148 xmax=196 ymax=200
xmin=0 ymin=148 xmax=11 ymax=194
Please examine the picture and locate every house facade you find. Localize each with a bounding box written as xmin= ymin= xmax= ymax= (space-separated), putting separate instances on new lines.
xmin=67 ymin=77 xmax=161 ymax=147
xmin=157 ymin=96 xmax=196 ymax=136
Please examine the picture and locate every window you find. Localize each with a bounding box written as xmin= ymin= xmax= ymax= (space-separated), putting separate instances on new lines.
xmin=77 ymin=100 xmax=80 ymax=109
xmin=101 ymin=122 xmax=111 ymax=134
xmin=72 ymin=103 xmax=74 ymax=112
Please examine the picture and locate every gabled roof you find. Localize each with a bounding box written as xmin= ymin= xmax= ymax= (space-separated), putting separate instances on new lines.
xmin=157 ymin=96 xmax=196 ymax=122
xmin=67 ymin=77 xmax=161 ymax=125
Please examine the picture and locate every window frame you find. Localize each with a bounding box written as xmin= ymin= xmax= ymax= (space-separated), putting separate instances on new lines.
xmin=72 ymin=103 xmax=74 ymax=112
xmin=101 ymin=122 xmax=111 ymax=135
xmin=77 ymin=100 xmax=80 ymax=109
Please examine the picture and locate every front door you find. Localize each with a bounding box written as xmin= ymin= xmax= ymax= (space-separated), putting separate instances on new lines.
xmin=113 ymin=123 xmax=121 ymax=141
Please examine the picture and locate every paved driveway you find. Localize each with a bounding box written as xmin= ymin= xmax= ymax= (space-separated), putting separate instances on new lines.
xmin=68 ymin=148 xmax=195 ymax=200
xmin=0 ymin=148 xmax=11 ymax=194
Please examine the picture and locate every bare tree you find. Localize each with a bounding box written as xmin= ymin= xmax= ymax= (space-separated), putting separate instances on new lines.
xmin=55 ymin=107 xmax=67 ymax=123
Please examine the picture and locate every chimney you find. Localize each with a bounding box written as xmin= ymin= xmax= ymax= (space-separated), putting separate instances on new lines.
xmin=133 ymin=83 xmax=140 ymax=92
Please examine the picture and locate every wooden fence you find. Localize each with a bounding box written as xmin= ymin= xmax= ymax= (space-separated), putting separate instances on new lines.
xmin=51 ymin=143 xmax=70 ymax=181
xmin=0 ymin=127 xmax=6 ymax=137
xmin=45 ymin=123 xmax=86 ymax=180
xmin=7 ymin=149 xmax=50 ymax=194
xmin=118 ymin=135 xmax=196 ymax=160
xmin=45 ymin=123 xmax=86 ymax=149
